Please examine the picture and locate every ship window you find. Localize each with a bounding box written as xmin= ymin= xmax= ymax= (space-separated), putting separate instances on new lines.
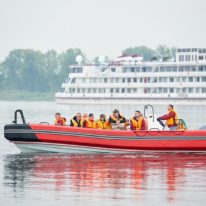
xmin=196 ymin=88 xmax=200 ymax=93
xmin=127 ymin=78 xmax=131 ymax=83
xmin=133 ymin=78 xmax=137 ymax=82
xmin=122 ymin=88 xmax=125 ymax=93
xmin=77 ymin=88 xmax=80 ymax=93
xmin=130 ymin=67 xmax=135 ymax=72
xmin=133 ymin=88 xmax=137 ymax=93
xmin=136 ymin=67 xmax=140 ymax=72
xmin=188 ymin=88 xmax=193 ymax=93
xmin=99 ymin=88 xmax=104 ymax=93
xmin=159 ymin=77 xmax=162 ymax=82
xmin=116 ymin=88 xmax=120 ymax=93
xmin=163 ymin=88 xmax=167 ymax=93
xmin=198 ymin=66 xmax=204 ymax=71
xmin=115 ymin=78 xmax=120 ymax=83
xmin=111 ymin=68 xmax=116 ymax=72
xmin=147 ymin=67 xmax=152 ymax=72
xmin=170 ymin=88 xmax=174 ymax=93
xmin=189 ymin=77 xmax=193 ymax=82
xmin=169 ymin=77 xmax=174 ymax=82
xmin=153 ymin=78 xmax=157 ymax=83
xmin=202 ymin=88 xmax=206 ymax=93
xmin=122 ymin=78 xmax=125 ymax=83
xmin=71 ymin=78 xmax=76 ymax=83
xmin=127 ymin=88 xmax=131 ymax=93
xmin=202 ymin=77 xmax=206 ymax=82
xmin=110 ymin=78 xmax=114 ymax=83
xmin=199 ymin=56 xmax=203 ymax=60
xmin=185 ymin=66 xmax=190 ymax=72
xmin=176 ymin=77 xmax=180 ymax=82
xmin=197 ymin=77 xmax=200 ymax=82
xmin=82 ymin=88 xmax=85 ymax=93
xmin=179 ymin=66 xmax=184 ymax=72
xmin=104 ymin=78 xmax=107 ymax=83
xmin=110 ymin=88 xmax=114 ymax=93
xmin=166 ymin=67 xmax=171 ymax=72
xmin=172 ymin=66 xmax=177 ymax=72
xmin=192 ymin=67 xmax=196 ymax=71
xmin=140 ymin=78 xmax=143 ymax=82
xmin=160 ymin=67 xmax=165 ymax=72
xmin=88 ymin=88 xmax=91 ymax=93
xmin=142 ymin=67 xmax=146 ymax=72
xmin=93 ymin=88 xmax=97 ymax=93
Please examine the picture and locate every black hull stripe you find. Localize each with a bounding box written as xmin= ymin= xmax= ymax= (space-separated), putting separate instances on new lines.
xmin=5 ymin=129 xmax=206 ymax=141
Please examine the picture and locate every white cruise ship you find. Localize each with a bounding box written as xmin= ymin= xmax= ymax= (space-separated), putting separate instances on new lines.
xmin=55 ymin=48 xmax=206 ymax=105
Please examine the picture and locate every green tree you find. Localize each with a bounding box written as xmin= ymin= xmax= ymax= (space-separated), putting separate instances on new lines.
xmin=156 ymin=44 xmax=177 ymax=58
xmin=122 ymin=46 xmax=157 ymax=61
xmin=59 ymin=48 xmax=86 ymax=80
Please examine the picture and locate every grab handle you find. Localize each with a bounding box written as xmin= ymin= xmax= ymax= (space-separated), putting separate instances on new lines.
xmin=13 ymin=110 xmax=26 ymax=125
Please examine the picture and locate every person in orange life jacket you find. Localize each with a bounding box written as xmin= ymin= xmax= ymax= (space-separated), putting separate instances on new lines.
xmin=83 ymin=113 xmax=88 ymax=120
xmin=54 ymin=113 xmax=66 ymax=126
xmin=157 ymin=104 xmax=178 ymax=131
xmin=70 ymin=112 xmax=84 ymax=127
xmin=85 ymin=113 xmax=96 ymax=128
xmin=130 ymin=111 xmax=146 ymax=130
xmin=96 ymin=114 xmax=110 ymax=129
xmin=108 ymin=109 xmax=126 ymax=129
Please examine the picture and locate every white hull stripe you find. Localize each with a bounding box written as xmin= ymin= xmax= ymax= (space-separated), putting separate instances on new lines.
xmin=5 ymin=129 xmax=206 ymax=141
xmin=14 ymin=141 xmax=206 ymax=153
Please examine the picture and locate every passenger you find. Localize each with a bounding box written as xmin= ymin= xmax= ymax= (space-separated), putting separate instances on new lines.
xmin=85 ymin=113 xmax=96 ymax=128
xmin=157 ymin=104 xmax=178 ymax=130
xmin=96 ymin=114 xmax=110 ymax=129
xmin=70 ymin=112 xmax=84 ymax=127
xmin=130 ymin=111 xmax=145 ymax=130
xmin=108 ymin=109 xmax=127 ymax=130
xmin=54 ymin=113 xmax=66 ymax=126
xmin=83 ymin=113 xmax=88 ymax=120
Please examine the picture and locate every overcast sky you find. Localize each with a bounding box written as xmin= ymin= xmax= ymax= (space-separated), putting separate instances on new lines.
xmin=0 ymin=0 xmax=205 ymax=60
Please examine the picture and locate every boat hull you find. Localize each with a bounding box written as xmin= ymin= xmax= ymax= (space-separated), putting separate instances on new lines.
xmin=4 ymin=124 xmax=206 ymax=153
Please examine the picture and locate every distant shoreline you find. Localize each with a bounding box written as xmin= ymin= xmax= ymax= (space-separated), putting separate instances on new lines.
xmin=0 ymin=90 xmax=54 ymax=101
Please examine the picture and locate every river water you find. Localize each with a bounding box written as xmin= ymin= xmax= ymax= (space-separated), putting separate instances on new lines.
xmin=0 ymin=101 xmax=206 ymax=206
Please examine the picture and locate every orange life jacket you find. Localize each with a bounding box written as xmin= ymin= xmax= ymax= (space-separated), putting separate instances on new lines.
xmin=96 ymin=120 xmax=110 ymax=129
xmin=130 ymin=116 xmax=144 ymax=130
xmin=85 ymin=119 xmax=96 ymax=128
xmin=110 ymin=114 xmax=124 ymax=122
xmin=55 ymin=117 xmax=66 ymax=126
xmin=167 ymin=110 xmax=178 ymax=126
xmin=71 ymin=118 xmax=84 ymax=127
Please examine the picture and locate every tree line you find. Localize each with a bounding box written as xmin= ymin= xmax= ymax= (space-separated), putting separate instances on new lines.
xmin=0 ymin=45 xmax=176 ymax=93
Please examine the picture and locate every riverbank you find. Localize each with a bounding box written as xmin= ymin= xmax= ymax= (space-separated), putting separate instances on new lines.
xmin=0 ymin=90 xmax=54 ymax=101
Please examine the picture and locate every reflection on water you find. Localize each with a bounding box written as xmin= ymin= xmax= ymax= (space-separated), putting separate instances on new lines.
xmin=1 ymin=153 xmax=206 ymax=206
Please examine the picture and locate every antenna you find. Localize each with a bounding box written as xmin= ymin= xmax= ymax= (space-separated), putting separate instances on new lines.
xmin=99 ymin=56 xmax=106 ymax=64
xmin=76 ymin=55 xmax=83 ymax=65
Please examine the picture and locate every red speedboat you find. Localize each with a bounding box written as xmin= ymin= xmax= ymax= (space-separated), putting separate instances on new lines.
xmin=4 ymin=109 xmax=206 ymax=153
